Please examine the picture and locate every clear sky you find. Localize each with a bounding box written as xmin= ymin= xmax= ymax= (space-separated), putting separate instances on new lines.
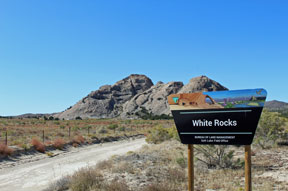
xmin=0 ymin=0 xmax=287 ymax=116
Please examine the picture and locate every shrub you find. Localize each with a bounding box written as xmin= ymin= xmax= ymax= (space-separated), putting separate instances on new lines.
xmin=53 ymin=138 xmax=66 ymax=150
xmin=195 ymin=145 xmax=243 ymax=169
xmin=96 ymin=160 xmax=113 ymax=170
xmin=72 ymin=135 xmax=85 ymax=145
xmin=0 ymin=144 xmax=14 ymax=156
xmin=20 ymin=143 xmax=29 ymax=151
xmin=98 ymin=127 xmax=108 ymax=134
xmin=45 ymin=141 xmax=52 ymax=146
xmin=136 ymin=107 xmax=173 ymax=120
xmin=75 ymin=116 xmax=82 ymax=120
xmin=176 ymin=157 xmax=187 ymax=169
xmin=72 ymin=126 xmax=79 ymax=131
xmin=254 ymin=110 xmax=286 ymax=148
xmin=167 ymin=125 xmax=180 ymax=142
xmin=143 ymin=183 xmax=174 ymax=191
xmin=145 ymin=125 xmax=171 ymax=144
xmin=46 ymin=152 xmax=54 ymax=157
xmin=31 ymin=138 xmax=45 ymax=153
xmin=69 ymin=167 xmax=104 ymax=191
xmin=57 ymin=132 xmax=65 ymax=137
xmin=167 ymin=167 xmax=186 ymax=183
xmin=104 ymin=180 xmax=130 ymax=191
xmin=119 ymin=126 xmax=126 ymax=131
xmin=278 ymin=129 xmax=288 ymax=146
xmin=108 ymin=124 xmax=118 ymax=133
xmin=43 ymin=176 xmax=70 ymax=191
xmin=112 ymin=161 xmax=135 ymax=174
xmin=54 ymin=121 xmax=60 ymax=125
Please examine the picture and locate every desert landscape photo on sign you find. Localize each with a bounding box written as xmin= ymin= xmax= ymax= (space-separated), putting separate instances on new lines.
xmin=168 ymin=88 xmax=267 ymax=110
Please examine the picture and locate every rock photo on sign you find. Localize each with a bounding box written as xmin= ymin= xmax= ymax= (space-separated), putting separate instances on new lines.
xmin=168 ymin=89 xmax=267 ymax=145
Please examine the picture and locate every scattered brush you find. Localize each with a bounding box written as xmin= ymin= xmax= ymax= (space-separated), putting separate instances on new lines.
xmin=52 ymin=138 xmax=66 ymax=150
xmin=31 ymin=138 xmax=45 ymax=153
xmin=0 ymin=143 xmax=14 ymax=156
xmin=72 ymin=135 xmax=85 ymax=145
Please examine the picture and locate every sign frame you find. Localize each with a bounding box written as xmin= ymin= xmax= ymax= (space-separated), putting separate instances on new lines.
xmin=168 ymin=88 xmax=267 ymax=191
xmin=168 ymin=88 xmax=267 ymax=145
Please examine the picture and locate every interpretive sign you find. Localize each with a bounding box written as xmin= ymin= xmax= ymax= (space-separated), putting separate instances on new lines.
xmin=168 ymin=89 xmax=267 ymax=145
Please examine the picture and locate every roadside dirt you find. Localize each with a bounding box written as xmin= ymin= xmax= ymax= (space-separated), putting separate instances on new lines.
xmin=0 ymin=138 xmax=146 ymax=191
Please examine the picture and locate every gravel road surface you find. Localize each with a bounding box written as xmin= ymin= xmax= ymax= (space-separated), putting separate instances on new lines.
xmin=0 ymin=138 xmax=146 ymax=191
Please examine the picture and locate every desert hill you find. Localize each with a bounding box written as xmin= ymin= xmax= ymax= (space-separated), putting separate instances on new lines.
xmin=265 ymin=100 xmax=288 ymax=111
xmin=55 ymin=74 xmax=227 ymax=119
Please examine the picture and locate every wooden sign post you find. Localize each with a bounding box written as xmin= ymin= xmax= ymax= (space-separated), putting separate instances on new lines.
xmin=245 ymin=145 xmax=252 ymax=191
xmin=188 ymin=144 xmax=194 ymax=191
xmin=168 ymin=89 xmax=267 ymax=191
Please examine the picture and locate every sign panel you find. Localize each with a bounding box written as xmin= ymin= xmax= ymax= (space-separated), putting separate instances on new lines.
xmin=168 ymin=89 xmax=267 ymax=145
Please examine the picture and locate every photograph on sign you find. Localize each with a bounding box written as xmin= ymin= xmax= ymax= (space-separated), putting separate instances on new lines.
xmin=168 ymin=89 xmax=267 ymax=145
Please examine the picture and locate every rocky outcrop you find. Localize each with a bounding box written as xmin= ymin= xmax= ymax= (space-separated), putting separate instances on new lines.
xmin=121 ymin=81 xmax=184 ymax=118
xmin=178 ymin=75 xmax=228 ymax=93
xmin=55 ymin=74 xmax=153 ymax=119
xmin=55 ymin=74 xmax=227 ymax=119
xmin=121 ymin=75 xmax=227 ymax=118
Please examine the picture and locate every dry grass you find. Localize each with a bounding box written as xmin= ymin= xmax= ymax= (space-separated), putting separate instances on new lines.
xmin=64 ymin=166 xmax=131 ymax=191
xmin=46 ymin=139 xmax=288 ymax=191
xmin=31 ymin=138 xmax=45 ymax=153
xmin=6 ymin=117 xmax=286 ymax=190
xmin=143 ymin=183 xmax=177 ymax=191
xmin=104 ymin=180 xmax=131 ymax=191
xmin=72 ymin=135 xmax=85 ymax=145
xmin=95 ymin=159 xmax=113 ymax=171
xmin=52 ymin=138 xmax=66 ymax=150
xmin=69 ymin=167 xmax=104 ymax=191
xmin=111 ymin=161 xmax=135 ymax=174
xmin=0 ymin=144 xmax=13 ymax=156
xmin=43 ymin=176 xmax=70 ymax=191
xmin=0 ymin=118 xmax=170 ymax=149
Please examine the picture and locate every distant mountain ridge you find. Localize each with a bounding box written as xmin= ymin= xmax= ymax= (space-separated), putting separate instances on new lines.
xmin=54 ymin=74 xmax=228 ymax=119
xmin=0 ymin=113 xmax=57 ymax=119
xmin=265 ymin=100 xmax=288 ymax=111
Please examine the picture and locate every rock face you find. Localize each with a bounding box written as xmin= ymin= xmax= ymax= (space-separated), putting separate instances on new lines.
xmin=121 ymin=81 xmax=184 ymax=118
xmin=55 ymin=74 xmax=153 ymax=119
xmin=121 ymin=75 xmax=228 ymax=118
xmin=178 ymin=75 xmax=228 ymax=93
xmin=55 ymin=74 xmax=227 ymax=119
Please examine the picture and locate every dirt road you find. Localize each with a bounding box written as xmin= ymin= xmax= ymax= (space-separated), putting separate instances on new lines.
xmin=0 ymin=138 xmax=146 ymax=191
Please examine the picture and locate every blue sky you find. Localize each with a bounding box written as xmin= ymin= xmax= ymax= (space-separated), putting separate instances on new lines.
xmin=0 ymin=0 xmax=287 ymax=116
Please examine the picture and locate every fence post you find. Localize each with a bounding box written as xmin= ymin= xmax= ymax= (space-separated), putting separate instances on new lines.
xmin=42 ymin=130 xmax=45 ymax=143
xmin=5 ymin=131 xmax=8 ymax=145
xmin=69 ymin=127 xmax=71 ymax=138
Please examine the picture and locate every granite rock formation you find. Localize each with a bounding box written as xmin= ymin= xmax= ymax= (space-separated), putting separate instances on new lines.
xmin=55 ymin=74 xmax=153 ymax=119
xmin=55 ymin=75 xmax=227 ymax=119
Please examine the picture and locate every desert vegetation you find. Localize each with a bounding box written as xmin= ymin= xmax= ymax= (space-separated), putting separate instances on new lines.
xmin=44 ymin=110 xmax=288 ymax=191
xmin=0 ymin=110 xmax=287 ymax=190
xmin=0 ymin=117 xmax=173 ymax=158
xmin=254 ymin=109 xmax=287 ymax=148
xmin=45 ymin=139 xmax=288 ymax=191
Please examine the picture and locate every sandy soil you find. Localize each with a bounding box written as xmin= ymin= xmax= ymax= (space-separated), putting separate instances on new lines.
xmin=0 ymin=138 xmax=146 ymax=191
